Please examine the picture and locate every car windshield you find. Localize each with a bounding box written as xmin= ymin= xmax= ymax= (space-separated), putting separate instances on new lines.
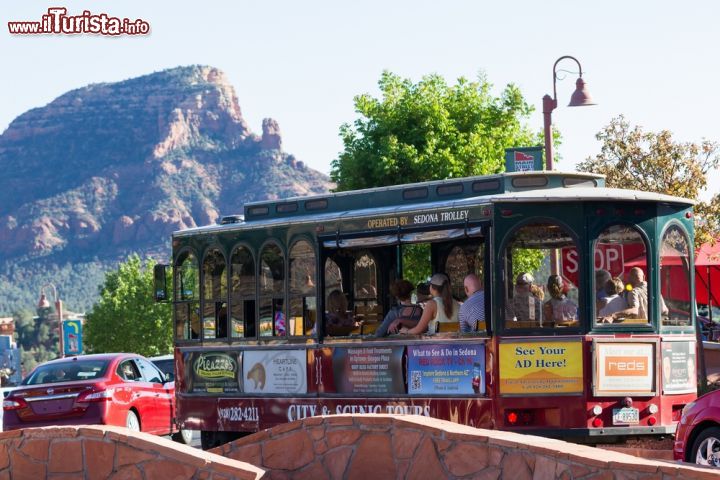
xmin=22 ymin=359 xmax=110 ymax=385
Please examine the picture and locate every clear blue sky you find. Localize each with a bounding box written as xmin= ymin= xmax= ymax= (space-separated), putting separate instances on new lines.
xmin=2 ymin=1 xmax=719 ymax=199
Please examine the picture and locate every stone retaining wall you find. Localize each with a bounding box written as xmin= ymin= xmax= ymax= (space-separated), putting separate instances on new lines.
xmin=0 ymin=425 xmax=263 ymax=479
xmin=215 ymin=414 xmax=719 ymax=480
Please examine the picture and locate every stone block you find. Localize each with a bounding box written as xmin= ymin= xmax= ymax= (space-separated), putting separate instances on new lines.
xmin=116 ymin=443 xmax=157 ymax=466
xmin=405 ymin=436 xmax=446 ymax=480
xmin=392 ymin=429 xmax=423 ymax=459
xmin=293 ymin=461 xmax=330 ymax=480
xmin=326 ymin=416 xmax=354 ymax=426
xmin=0 ymin=430 xmax=21 ymax=441
xmin=303 ymin=417 xmax=325 ymax=427
xmin=84 ymin=439 xmax=116 ymax=479
xmin=471 ymin=467 xmax=502 ymax=480
xmin=442 ymin=443 xmax=490 ymax=476
xmin=269 ymin=421 xmax=301 ymax=437
xmin=18 ymin=438 xmax=49 ymax=462
xmin=322 ymin=446 xmax=352 ymax=479
xmin=262 ymin=430 xmax=314 ymax=470
xmin=314 ymin=439 xmax=329 ymax=455
xmin=489 ymin=447 xmax=505 ymax=466
xmin=310 ymin=427 xmax=326 ymax=441
xmin=108 ymin=464 xmax=143 ymax=480
xmin=532 ymin=455 xmax=557 ymax=480
xmin=49 ymin=440 xmax=83 ymax=473
xmin=10 ymin=451 xmax=47 ymax=480
xmin=347 ymin=433 xmax=396 ymax=480
xmin=500 ymin=452 xmax=532 ymax=480
xmin=77 ymin=426 xmax=109 ymax=438
xmin=0 ymin=444 xmax=7 ymax=470
xmin=227 ymin=443 xmax=262 ymax=466
xmin=25 ymin=426 xmax=79 ymax=439
xmin=142 ymin=459 xmax=197 ymax=480
xmin=326 ymin=429 xmax=362 ymax=449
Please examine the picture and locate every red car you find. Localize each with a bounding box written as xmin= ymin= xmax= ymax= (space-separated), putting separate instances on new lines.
xmin=3 ymin=353 xmax=176 ymax=435
xmin=674 ymin=389 xmax=720 ymax=466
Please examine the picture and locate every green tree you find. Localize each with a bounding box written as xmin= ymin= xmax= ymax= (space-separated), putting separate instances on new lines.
xmin=84 ymin=255 xmax=172 ymax=357
xmin=330 ymin=71 xmax=540 ymax=191
xmin=578 ymin=116 xmax=720 ymax=244
xmin=13 ymin=309 xmax=60 ymax=375
xmin=401 ymin=244 xmax=431 ymax=287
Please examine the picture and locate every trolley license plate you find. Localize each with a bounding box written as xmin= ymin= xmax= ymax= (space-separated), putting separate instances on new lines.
xmin=612 ymin=407 xmax=639 ymax=425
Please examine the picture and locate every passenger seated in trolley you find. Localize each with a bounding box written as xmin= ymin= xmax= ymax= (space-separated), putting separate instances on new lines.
xmin=542 ymin=275 xmax=578 ymax=325
xmin=600 ymin=267 xmax=668 ymax=323
xmin=375 ymin=279 xmax=423 ymax=337
xmin=506 ymin=272 xmax=542 ymax=325
xmin=324 ymin=290 xmax=358 ymax=335
xmin=597 ymin=277 xmax=627 ymax=317
xmin=399 ymin=273 xmax=459 ymax=335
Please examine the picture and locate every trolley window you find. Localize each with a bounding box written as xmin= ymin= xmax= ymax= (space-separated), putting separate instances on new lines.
xmin=230 ymin=246 xmax=255 ymax=338
xmin=504 ymin=222 xmax=579 ymax=330
xmin=289 ymin=240 xmax=317 ymax=336
xmin=202 ymin=248 xmax=227 ymax=339
xmin=660 ymin=225 xmax=692 ymax=327
xmin=594 ymin=224 xmax=649 ymax=326
xmin=443 ymin=243 xmax=487 ymax=333
xmin=259 ymin=242 xmax=285 ymax=337
xmin=174 ymin=250 xmax=200 ymax=340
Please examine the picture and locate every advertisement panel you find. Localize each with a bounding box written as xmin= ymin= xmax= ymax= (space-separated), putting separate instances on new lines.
xmin=661 ymin=341 xmax=696 ymax=394
xmin=594 ymin=342 xmax=655 ymax=396
xmin=243 ymin=349 xmax=307 ymax=394
xmin=184 ymin=350 xmax=242 ymax=394
xmin=407 ymin=343 xmax=485 ymax=395
xmin=331 ymin=346 xmax=404 ymax=394
xmin=499 ymin=340 xmax=583 ymax=395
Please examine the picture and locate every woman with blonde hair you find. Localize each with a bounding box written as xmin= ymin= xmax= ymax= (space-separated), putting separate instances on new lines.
xmin=400 ymin=273 xmax=459 ymax=335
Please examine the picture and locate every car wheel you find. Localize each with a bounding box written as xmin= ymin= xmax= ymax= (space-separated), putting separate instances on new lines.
xmin=126 ymin=410 xmax=141 ymax=432
xmin=172 ymin=428 xmax=195 ymax=445
xmin=691 ymin=426 xmax=720 ymax=467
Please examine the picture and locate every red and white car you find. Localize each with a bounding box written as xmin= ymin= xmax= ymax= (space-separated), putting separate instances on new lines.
xmin=3 ymin=353 xmax=176 ymax=435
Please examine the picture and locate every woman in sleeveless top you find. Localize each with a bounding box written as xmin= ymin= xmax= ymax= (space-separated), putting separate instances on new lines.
xmin=400 ymin=273 xmax=459 ymax=335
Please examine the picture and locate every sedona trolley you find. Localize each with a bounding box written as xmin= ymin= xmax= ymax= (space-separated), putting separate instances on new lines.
xmin=154 ymin=171 xmax=698 ymax=449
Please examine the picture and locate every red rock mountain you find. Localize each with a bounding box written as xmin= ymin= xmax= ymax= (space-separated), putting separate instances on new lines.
xmin=0 ymin=66 xmax=332 ymax=313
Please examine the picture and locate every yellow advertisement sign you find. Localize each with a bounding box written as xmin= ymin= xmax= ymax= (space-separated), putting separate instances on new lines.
xmin=499 ymin=341 xmax=583 ymax=395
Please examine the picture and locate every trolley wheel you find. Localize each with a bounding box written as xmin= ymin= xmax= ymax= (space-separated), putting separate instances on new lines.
xmin=690 ymin=426 xmax=720 ymax=466
xmin=172 ymin=428 xmax=195 ymax=445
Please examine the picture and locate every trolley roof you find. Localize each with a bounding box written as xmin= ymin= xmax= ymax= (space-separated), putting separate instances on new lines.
xmin=173 ymin=171 xmax=694 ymax=237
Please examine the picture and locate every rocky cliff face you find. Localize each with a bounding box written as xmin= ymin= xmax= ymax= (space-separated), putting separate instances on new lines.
xmin=0 ymin=65 xmax=332 ymax=313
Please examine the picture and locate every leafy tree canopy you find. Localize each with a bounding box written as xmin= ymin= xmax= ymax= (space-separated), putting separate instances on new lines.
xmin=330 ymin=70 xmax=541 ymax=191
xmin=13 ymin=308 xmax=59 ymax=376
xmin=84 ymin=255 xmax=171 ymax=357
xmin=578 ymin=116 xmax=720 ymax=244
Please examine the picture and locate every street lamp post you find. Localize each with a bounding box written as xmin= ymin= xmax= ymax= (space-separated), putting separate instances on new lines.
xmin=38 ymin=283 xmax=63 ymax=358
xmin=542 ymin=55 xmax=596 ymax=171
